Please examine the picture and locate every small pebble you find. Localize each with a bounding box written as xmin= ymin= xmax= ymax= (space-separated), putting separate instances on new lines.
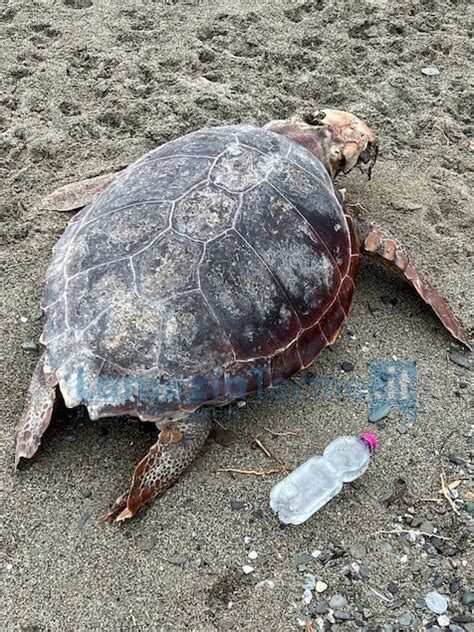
xmin=398 ymin=613 xmax=412 ymax=627
xmin=302 ymin=588 xmax=312 ymax=605
xmin=213 ymin=428 xmax=235 ymax=446
xmin=397 ymin=423 xmax=408 ymax=435
xmin=433 ymin=572 xmax=444 ymax=587
xmin=461 ymin=591 xmax=474 ymax=606
xmin=241 ymin=565 xmax=254 ymax=574
xmin=244 ymin=536 xmax=251 ymax=545
xmin=438 ymin=615 xmax=450 ymax=627
xmin=136 ymin=538 xmax=156 ymax=552
xmin=333 ymin=610 xmax=352 ymax=621
xmin=359 ymin=566 xmax=371 ymax=580
xmin=448 ymin=452 xmax=463 ymax=465
xmin=400 ymin=554 xmax=408 ymax=563
xmin=249 ymin=508 xmax=264 ymax=522
xmin=415 ymin=598 xmax=426 ymax=609
xmin=314 ymin=600 xmax=329 ymax=614
xmin=449 ymin=350 xmax=471 ymax=370
xmin=315 ymin=580 xmax=328 ymax=593
xmin=329 ymin=595 xmax=347 ymax=609
xmin=21 ymin=340 xmax=39 ymax=352
xmin=169 ymin=554 xmax=187 ymax=566
xmin=64 ymin=434 xmax=77 ymax=443
xmin=230 ymin=499 xmax=245 ymax=511
xmin=369 ymin=402 xmax=392 ymax=423
xmin=387 ymin=581 xmax=399 ymax=594
xmin=341 ymin=361 xmax=354 ymax=372
xmin=425 ymin=591 xmax=448 ymax=614
xmin=295 ymin=551 xmax=312 ymax=568
xmin=303 ymin=573 xmax=316 ymax=591
xmin=255 ymin=579 xmax=274 ymax=589
xmin=421 ymin=66 xmax=440 ymax=76
xmin=449 ymin=579 xmax=460 ymax=594
xmin=77 ymin=513 xmax=90 ymax=527
xmin=20 ymin=316 xmax=28 ymax=323
xmin=380 ymin=542 xmax=393 ymax=553
xmin=311 ymin=549 xmax=322 ymax=558
xmin=248 ymin=550 xmax=258 ymax=560
xmin=419 ymin=521 xmax=434 ymax=535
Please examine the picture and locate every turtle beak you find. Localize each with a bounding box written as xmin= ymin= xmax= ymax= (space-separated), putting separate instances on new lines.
xmin=357 ymin=140 xmax=379 ymax=180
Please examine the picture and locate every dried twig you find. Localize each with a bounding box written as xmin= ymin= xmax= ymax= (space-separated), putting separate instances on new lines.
xmin=250 ymin=433 xmax=289 ymax=472
xmin=215 ymin=467 xmax=281 ymax=476
xmin=376 ymin=528 xmax=452 ymax=541
xmin=439 ymin=472 xmax=460 ymax=514
xmin=264 ymin=426 xmax=301 ymax=438
xmin=418 ymin=498 xmax=443 ymax=503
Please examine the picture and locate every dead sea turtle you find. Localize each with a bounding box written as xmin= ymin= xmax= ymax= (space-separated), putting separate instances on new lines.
xmin=16 ymin=109 xmax=470 ymax=522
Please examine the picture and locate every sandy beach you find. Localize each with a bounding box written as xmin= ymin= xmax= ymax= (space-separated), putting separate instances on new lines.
xmin=1 ymin=1 xmax=472 ymax=630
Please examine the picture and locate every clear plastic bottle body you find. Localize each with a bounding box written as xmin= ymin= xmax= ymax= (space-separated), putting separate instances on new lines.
xmin=269 ymin=435 xmax=375 ymax=525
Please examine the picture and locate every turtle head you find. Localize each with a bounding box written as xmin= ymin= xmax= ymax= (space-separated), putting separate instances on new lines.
xmin=265 ymin=108 xmax=378 ymax=179
xmin=305 ymin=109 xmax=378 ymax=178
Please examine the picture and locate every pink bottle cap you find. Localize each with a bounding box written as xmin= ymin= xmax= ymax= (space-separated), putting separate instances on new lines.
xmin=360 ymin=432 xmax=378 ymax=453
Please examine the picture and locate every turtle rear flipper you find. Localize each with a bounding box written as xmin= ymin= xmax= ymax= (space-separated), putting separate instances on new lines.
xmin=357 ymin=219 xmax=471 ymax=349
xmin=38 ymin=171 xmax=121 ymax=212
xmin=15 ymin=354 xmax=57 ymax=467
xmin=103 ymin=416 xmax=212 ymax=523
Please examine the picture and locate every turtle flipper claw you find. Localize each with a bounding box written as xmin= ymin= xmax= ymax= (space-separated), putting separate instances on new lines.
xmin=104 ymin=417 xmax=211 ymax=523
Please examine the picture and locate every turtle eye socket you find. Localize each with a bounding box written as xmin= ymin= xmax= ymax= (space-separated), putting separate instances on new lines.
xmin=303 ymin=109 xmax=327 ymax=126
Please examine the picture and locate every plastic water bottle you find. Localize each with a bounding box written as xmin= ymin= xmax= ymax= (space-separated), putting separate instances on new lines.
xmin=269 ymin=433 xmax=378 ymax=525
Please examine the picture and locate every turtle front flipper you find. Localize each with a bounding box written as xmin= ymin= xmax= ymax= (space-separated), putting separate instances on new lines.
xmin=38 ymin=171 xmax=121 ymax=212
xmin=356 ymin=219 xmax=471 ymax=349
xmin=103 ymin=416 xmax=212 ymax=523
xmin=15 ymin=353 xmax=57 ymax=467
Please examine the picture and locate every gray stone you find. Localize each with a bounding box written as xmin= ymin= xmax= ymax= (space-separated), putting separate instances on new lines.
xmin=21 ymin=340 xmax=39 ymax=352
xmin=399 ymin=613 xmax=412 ymax=627
xmin=461 ymin=591 xmax=474 ymax=606
xmin=303 ymin=573 xmax=316 ymax=591
xmin=329 ymin=595 xmax=347 ymax=609
xmin=230 ymin=499 xmax=245 ymax=510
xmin=333 ymin=610 xmax=352 ymax=621
xmin=425 ymin=591 xmax=448 ymax=614
xmin=313 ymin=600 xmax=329 ymax=614
xmin=421 ymin=66 xmax=440 ymax=76
xmin=449 ymin=579 xmax=460 ymax=594
xmin=448 ymin=452 xmax=463 ymax=465
xmin=295 ymin=551 xmax=312 ymax=569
